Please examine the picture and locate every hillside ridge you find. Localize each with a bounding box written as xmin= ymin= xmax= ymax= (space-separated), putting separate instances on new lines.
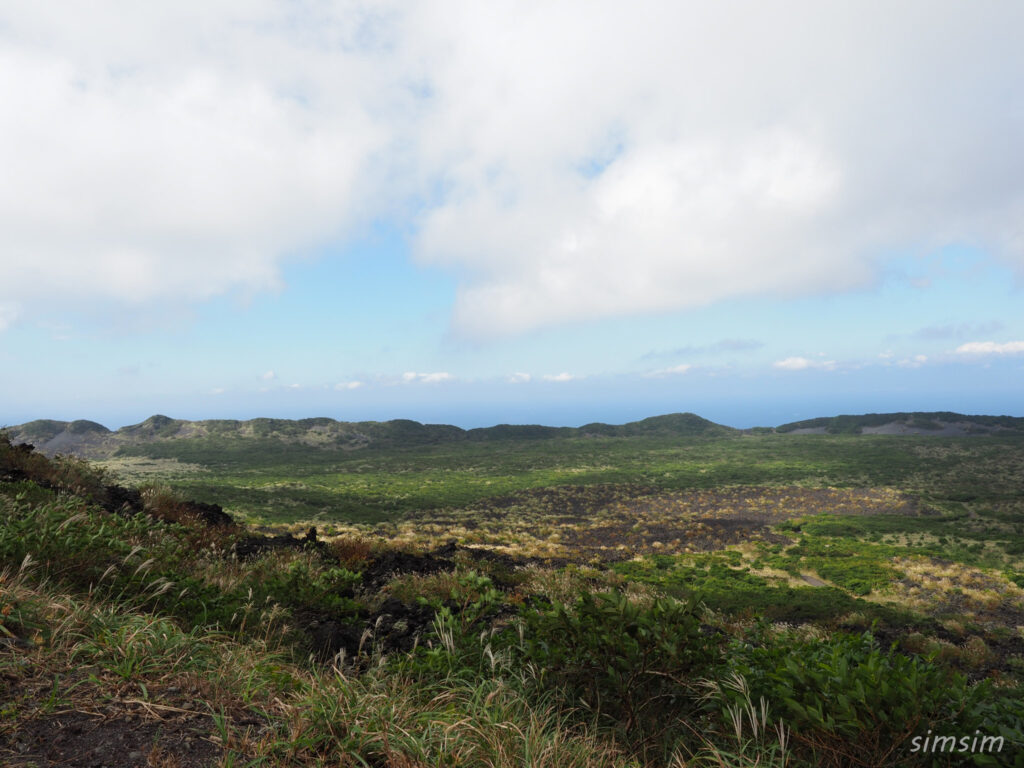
xmin=3 ymin=411 xmax=732 ymax=458
xmin=774 ymin=411 xmax=1024 ymax=436
xmin=5 ymin=410 xmax=1022 ymax=459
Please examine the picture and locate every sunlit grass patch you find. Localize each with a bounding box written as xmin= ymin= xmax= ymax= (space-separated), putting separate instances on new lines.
xmin=877 ymin=556 xmax=1024 ymax=623
xmin=607 ymin=552 xmax=864 ymax=623
xmin=514 ymin=564 xmax=608 ymax=606
xmin=95 ymin=456 xmax=210 ymax=486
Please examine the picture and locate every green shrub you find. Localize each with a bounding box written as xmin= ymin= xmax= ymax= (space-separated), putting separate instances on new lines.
xmin=0 ymin=491 xmax=361 ymax=643
xmin=260 ymin=559 xmax=361 ymax=613
xmin=513 ymin=590 xmax=718 ymax=746
xmin=719 ymin=629 xmax=1023 ymax=766
xmin=612 ymin=556 xmax=862 ymax=621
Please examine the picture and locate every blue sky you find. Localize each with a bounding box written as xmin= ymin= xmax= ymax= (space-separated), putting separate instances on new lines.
xmin=2 ymin=3 xmax=1023 ymax=429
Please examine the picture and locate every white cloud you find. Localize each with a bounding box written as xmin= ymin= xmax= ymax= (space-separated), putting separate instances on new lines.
xmin=1 ymin=4 xmax=1022 ymax=337
xmin=261 ymin=370 xmax=277 ymax=381
xmin=955 ymin=341 xmax=1024 ymax=356
xmin=663 ymin=364 xmax=692 ymax=375
xmin=542 ymin=372 xmax=575 ymax=382
xmin=210 ymin=387 xmax=225 ymax=395
xmin=0 ymin=3 xmax=389 ymax=319
xmin=507 ymin=372 xmax=531 ymax=384
xmin=645 ymin=363 xmax=693 ymax=378
xmin=335 ymin=380 xmax=363 ymax=390
xmin=773 ymin=356 xmax=838 ymax=371
xmin=406 ymin=4 xmax=1024 ymax=337
xmin=429 ymin=130 xmax=851 ymax=337
xmin=402 ymin=371 xmax=453 ymax=384
xmin=773 ymin=357 xmax=813 ymax=371
xmin=894 ymin=354 xmax=929 ymax=369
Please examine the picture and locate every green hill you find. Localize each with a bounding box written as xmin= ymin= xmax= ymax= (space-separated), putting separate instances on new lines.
xmin=7 ymin=409 xmax=1021 ymax=463
xmin=775 ymin=411 xmax=1024 ymax=435
xmin=3 ymin=412 xmax=734 ymax=459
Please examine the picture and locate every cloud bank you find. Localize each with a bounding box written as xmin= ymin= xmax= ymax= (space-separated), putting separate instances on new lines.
xmin=542 ymin=372 xmax=575 ymax=383
xmin=402 ymin=371 xmax=453 ymax=384
xmin=2 ymin=2 xmax=1022 ymax=338
xmin=955 ymin=341 xmax=1024 ymax=356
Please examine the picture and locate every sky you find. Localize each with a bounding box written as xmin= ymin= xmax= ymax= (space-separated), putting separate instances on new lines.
xmin=1 ymin=1 xmax=1023 ymax=430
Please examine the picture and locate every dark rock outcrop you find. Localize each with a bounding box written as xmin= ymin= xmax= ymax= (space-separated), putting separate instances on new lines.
xmin=304 ymin=597 xmax=440 ymax=662
xmin=232 ymin=526 xmax=325 ymax=560
xmin=360 ymin=548 xmax=453 ymax=591
xmin=180 ymin=500 xmax=233 ymax=527
xmin=101 ymin=484 xmax=144 ymax=515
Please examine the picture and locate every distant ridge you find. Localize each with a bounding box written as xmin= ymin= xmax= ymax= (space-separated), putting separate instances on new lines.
xmin=6 ymin=411 xmax=1021 ymax=459
xmin=774 ymin=411 xmax=1024 ymax=436
xmin=2 ymin=412 xmax=733 ymax=458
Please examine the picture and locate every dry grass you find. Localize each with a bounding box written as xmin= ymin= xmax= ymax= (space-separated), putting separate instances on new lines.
xmin=266 ymin=486 xmax=922 ymax=565
xmin=1 ymin=563 xmax=636 ymax=768
xmin=326 ymin=534 xmax=375 ymax=570
xmin=873 ymin=556 xmax=1024 ymax=622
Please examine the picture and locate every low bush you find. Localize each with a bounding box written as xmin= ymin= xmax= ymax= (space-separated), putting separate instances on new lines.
xmin=716 ymin=628 xmax=1024 ymax=767
xmin=512 ymin=590 xmax=719 ymax=752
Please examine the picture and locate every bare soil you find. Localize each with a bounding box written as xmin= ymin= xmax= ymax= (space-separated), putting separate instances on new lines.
xmin=0 ymin=700 xmax=225 ymax=768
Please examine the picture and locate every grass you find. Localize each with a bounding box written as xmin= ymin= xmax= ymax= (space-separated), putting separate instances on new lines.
xmin=101 ymin=433 xmax=1024 ymax=524
xmin=4 ymin=428 xmax=1024 ymax=766
xmin=2 ymin=565 xmax=628 ymax=768
xmin=610 ymin=554 xmax=864 ymax=622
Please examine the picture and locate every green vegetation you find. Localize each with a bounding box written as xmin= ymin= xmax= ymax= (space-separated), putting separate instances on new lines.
xmin=514 ymin=590 xmax=715 ymax=746
xmin=85 ymin=430 xmax=1024 ymax=526
xmin=717 ymin=629 xmax=1022 ymax=766
xmin=611 ymin=554 xmax=865 ymax=620
xmin=3 ymin=417 xmax=1024 ymax=767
